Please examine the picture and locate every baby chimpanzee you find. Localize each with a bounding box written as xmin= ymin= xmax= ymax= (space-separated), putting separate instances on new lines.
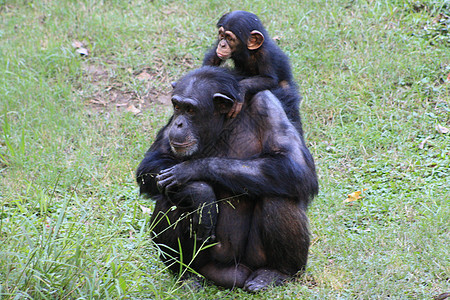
xmin=203 ymin=10 xmax=303 ymax=136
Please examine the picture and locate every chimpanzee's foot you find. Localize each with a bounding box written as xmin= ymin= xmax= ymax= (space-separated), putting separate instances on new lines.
xmin=243 ymin=269 xmax=289 ymax=292
xmin=180 ymin=273 xmax=204 ymax=292
xmin=200 ymin=263 xmax=252 ymax=289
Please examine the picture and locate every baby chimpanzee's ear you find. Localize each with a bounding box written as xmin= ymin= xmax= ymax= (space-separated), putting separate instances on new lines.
xmin=247 ymin=30 xmax=264 ymax=50
xmin=213 ymin=93 xmax=235 ymax=114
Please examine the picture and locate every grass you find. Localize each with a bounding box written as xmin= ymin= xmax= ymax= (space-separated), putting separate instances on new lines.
xmin=0 ymin=0 xmax=449 ymax=298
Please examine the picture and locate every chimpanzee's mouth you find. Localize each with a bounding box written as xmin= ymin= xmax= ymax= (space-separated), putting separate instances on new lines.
xmin=170 ymin=140 xmax=196 ymax=149
xmin=169 ymin=140 xmax=198 ymax=157
xmin=170 ymin=139 xmax=198 ymax=157
xmin=216 ymin=52 xmax=230 ymax=60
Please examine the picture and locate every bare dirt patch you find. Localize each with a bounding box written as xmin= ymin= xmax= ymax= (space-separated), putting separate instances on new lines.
xmin=80 ymin=61 xmax=172 ymax=115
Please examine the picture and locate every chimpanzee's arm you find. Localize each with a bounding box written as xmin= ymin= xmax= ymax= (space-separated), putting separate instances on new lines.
xmin=157 ymin=90 xmax=317 ymax=202
xmin=136 ymin=125 xmax=180 ymax=197
xmin=238 ymin=75 xmax=278 ymax=96
xmin=136 ymin=151 xmax=178 ymax=196
xmin=237 ymin=50 xmax=279 ymax=96
xmin=156 ymin=154 xmax=315 ymax=201
xmin=202 ymin=46 xmax=223 ymax=66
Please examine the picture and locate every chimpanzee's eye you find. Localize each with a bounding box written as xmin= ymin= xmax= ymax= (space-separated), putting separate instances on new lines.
xmin=173 ymin=104 xmax=180 ymax=111
xmin=187 ymin=107 xmax=195 ymax=115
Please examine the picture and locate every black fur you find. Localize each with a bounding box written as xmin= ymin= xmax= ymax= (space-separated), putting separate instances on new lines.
xmin=203 ymin=10 xmax=304 ymax=136
xmin=136 ymin=67 xmax=318 ymax=292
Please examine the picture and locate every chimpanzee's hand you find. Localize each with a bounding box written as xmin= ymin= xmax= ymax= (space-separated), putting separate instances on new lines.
xmin=227 ymin=87 xmax=244 ymax=118
xmin=195 ymin=222 xmax=217 ymax=244
xmin=156 ymin=163 xmax=194 ymax=193
xmin=192 ymin=202 xmax=217 ymax=243
xmin=155 ymin=165 xmax=180 ymax=193
xmin=227 ymin=102 xmax=243 ymax=118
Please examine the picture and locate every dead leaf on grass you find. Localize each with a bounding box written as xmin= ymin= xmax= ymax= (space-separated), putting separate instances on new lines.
xmin=434 ymin=292 xmax=450 ymax=300
xmin=162 ymin=8 xmax=176 ymax=15
xmin=432 ymin=13 xmax=449 ymax=24
xmin=72 ymin=40 xmax=89 ymax=56
xmin=136 ymin=70 xmax=152 ymax=81
xmin=344 ymin=189 xmax=367 ymax=205
xmin=115 ymin=103 xmax=128 ymax=107
xmin=76 ymin=47 xmax=89 ymax=56
xmin=126 ymin=104 xmax=141 ymax=115
xmin=436 ymin=124 xmax=449 ymax=134
xmin=139 ymin=204 xmax=152 ymax=215
xmin=418 ymin=136 xmax=431 ymax=149
xmin=89 ymin=98 xmax=106 ymax=106
xmin=72 ymin=40 xmax=84 ymax=48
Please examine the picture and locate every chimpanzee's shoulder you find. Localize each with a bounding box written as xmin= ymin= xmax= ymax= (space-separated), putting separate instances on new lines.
xmin=248 ymin=91 xmax=293 ymax=129
xmin=247 ymin=91 xmax=303 ymax=146
xmin=250 ymin=90 xmax=285 ymax=116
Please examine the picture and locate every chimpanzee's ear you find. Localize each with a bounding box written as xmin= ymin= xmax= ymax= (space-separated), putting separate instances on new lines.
xmin=247 ymin=30 xmax=264 ymax=50
xmin=171 ymin=81 xmax=177 ymax=89
xmin=213 ymin=93 xmax=235 ymax=114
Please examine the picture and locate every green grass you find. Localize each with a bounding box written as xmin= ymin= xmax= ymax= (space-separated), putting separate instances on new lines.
xmin=1 ymin=0 xmax=449 ymax=298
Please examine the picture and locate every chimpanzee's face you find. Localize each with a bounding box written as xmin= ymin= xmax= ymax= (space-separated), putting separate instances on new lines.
xmin=216 ymin=27 xmax=239 ymax=60
xmin=167 ymin=75 xmax=234 ymax=158
xmin=168 ymin=94 xmax=202 ymax=157
xmin=215 ymin=11 xmax=265 ymax=61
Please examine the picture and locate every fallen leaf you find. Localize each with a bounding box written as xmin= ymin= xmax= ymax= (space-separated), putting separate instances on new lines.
xmin=139 ymin=204 xmax=152 ymax=215
xmin=344 ymin=191 xmax=361 ymax=202
xmin=344 ymin=189 xmax=367 ymax=203
xmin=272 ymin=36 xmax=281 ymax=41
xmin=162 ymin=9 xmax=175 ymax=15
xmin=434 ymin=292 xmax=450 ymax=300
xmin=76 ymin=47 xmax=89 ymax=56
xmin=72 ymin=40 xmax=83 ymax=48
xmin=90 ymin=98 xmax=106 ymax=106
xmin=136 ymin=70 xmax=152 ymax=81
xmin=126 ymin=104 xmax=141 ymax=115
xmin=436 ymin=124 xmax=449 ymax=134
xmin=418 ymin=136 xmax=431 ymax=149
xmin=433 ymin=293 xmax=450 ymax=300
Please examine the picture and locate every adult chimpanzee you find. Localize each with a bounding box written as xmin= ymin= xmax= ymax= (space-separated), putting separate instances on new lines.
xmin=136 ymin=66 xmax=318 ymax=292
xmin=203 ymin=11 xmax=303 ymax=134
